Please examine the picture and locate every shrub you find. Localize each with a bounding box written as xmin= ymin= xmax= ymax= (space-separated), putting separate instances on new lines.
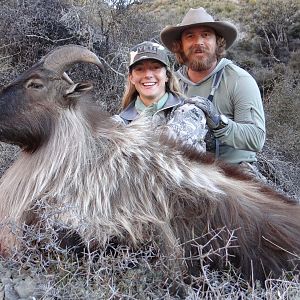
xmin=264 ymin=68 xmax=300 ymax=161
xmin=239 ymin=0 xmax=299 ymax=66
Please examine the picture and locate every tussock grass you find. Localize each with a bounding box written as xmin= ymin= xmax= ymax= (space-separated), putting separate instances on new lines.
xmin=1 ymin=214 xmax=300 ymax=299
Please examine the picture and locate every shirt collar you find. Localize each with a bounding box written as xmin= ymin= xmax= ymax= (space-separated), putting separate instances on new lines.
xmin=177 ymin=58 xmax=232 ymax=85
xmin=135 ymin=93 xmax=169 ymax=115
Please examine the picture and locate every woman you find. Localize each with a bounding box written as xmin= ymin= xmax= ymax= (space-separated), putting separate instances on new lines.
xmin=114 ymin=41 xmax=207 ymax=153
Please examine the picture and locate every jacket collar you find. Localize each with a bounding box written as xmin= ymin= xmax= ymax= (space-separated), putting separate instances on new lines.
xmin=119 ymin=93 xmax=183 ymax=122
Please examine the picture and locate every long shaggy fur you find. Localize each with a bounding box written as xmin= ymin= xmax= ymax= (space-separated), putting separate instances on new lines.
xmin=0 ymin=53 xmax=300 ymax=282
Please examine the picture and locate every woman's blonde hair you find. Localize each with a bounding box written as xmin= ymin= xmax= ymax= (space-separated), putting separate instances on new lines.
xmin=121 ymin=66 xmax=183 ymax=110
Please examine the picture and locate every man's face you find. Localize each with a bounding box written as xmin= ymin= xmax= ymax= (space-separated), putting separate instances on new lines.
xmin=181 ymin=26 xmax=218 ymax=71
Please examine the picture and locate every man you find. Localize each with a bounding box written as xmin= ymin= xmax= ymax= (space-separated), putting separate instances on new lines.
xmin=160 ymin=7 xmax=266 ymax=165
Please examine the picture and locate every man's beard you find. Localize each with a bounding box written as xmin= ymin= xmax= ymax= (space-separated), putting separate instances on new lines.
xmin=183 ymin=46 xmax=217 ymax=71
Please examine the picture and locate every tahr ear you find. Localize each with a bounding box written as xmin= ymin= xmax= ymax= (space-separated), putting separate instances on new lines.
xmin=64 ymin=82 xmax=93 ymax=97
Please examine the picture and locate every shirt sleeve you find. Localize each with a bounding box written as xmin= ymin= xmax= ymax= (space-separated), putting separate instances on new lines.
xmin=213 ymin=74 xmax=266 ymax=152
xmin=166 ymin=103 xmax=208 ymax=153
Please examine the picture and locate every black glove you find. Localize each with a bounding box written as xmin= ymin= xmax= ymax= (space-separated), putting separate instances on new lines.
xmin=186 ymin=96 xmax=221 ymax=129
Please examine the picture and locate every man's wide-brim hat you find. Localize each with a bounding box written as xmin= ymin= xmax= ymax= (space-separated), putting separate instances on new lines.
xmin=160 ymin=7 xmax=238 ymax=51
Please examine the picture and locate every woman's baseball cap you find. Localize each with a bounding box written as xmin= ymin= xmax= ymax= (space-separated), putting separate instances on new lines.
xmin=129 ymin=41 xmax=170 ymax=68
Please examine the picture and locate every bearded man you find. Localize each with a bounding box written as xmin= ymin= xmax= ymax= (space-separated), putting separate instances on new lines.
xmin=160 ymin=7 xmax=266 ymax=166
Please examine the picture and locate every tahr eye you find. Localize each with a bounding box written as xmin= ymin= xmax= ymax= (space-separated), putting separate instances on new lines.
xmin=25 ymin=79 xmax=44 ymax=89
xmin=29 ymin=82 xmax=43 ymax=89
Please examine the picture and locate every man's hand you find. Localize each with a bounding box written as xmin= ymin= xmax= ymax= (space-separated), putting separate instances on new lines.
xmin=186 ymin=96 xmax=221 ymax=129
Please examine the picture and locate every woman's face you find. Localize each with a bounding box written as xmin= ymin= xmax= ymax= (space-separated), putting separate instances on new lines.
xmin=129 ymin=59 xmax=168 ymax=106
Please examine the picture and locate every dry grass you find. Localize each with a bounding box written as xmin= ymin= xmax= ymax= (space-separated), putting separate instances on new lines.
xmin=1 ymin=210 xmax=300 ymax=299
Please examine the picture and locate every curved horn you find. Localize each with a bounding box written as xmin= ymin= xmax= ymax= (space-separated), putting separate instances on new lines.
xmin=41 ymin=44 xmax=104 ymax=75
